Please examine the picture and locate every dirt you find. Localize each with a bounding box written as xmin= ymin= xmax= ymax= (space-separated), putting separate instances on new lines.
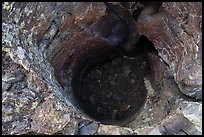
xmin=73 ymin=52 xmax=151 ymax=125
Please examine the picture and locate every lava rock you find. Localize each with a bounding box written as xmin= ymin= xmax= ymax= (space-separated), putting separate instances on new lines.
xmin=2 ymin=81 xmax=12 ymax=91
xmin=30 ymin=95 xmax=71 ymax=135
xmin=159 ymin=113 xmax=201 ymax=135
xmin=2 ymin=72 xmax=24 ymax=84
xmin=77 ymin=120 xmax=99 ymax=135
xmin=137 ymin=2 xmax=202 ymax=100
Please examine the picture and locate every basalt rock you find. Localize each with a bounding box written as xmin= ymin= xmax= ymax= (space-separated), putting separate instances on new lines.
xmin=136 ymin=2 xmax=202 ymax=100
xmin=2 ymin=2 xmax=109 ymax=112
xmin=2 ymin=2 xmax=136 ymax=114
xmin=2 ymin=2 xmax=202 ymax=135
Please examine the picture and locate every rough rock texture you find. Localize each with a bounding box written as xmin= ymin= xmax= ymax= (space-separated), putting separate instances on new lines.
xmin=104 ymin=2 xmax=142 ymax=53
xmin=30 ymin=95 xmax=72 ymax=134
xmin=2 ymin=2 xmax=109 ymax=112
xmin=51 ymin=12 xmax=128 ymax=89
xmin=2 ymin=51 xmax=55 ymax=134
xmin=2 ymin=2 xmax=202 ymax=135
xmin=96 ymin=124 xmax=135 ymax=135
xmin=2 ymin=51 xmax=137 ymax=135
xmin=136 ymin=2 xmax=202 ymax=100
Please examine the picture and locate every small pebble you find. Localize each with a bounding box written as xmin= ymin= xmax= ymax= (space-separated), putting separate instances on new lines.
xmin=77 ymin=121 xmax=99 ymax=135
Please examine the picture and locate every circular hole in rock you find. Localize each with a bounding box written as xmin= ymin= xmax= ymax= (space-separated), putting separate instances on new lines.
xmin=72 ymin=35 xmax=158 ymax=125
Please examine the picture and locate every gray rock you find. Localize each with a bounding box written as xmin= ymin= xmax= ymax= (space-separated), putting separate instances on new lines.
xmin=61 ymin=118 xmax=79 ymax=135
xmin=2 ymin=72 xmax=24 ymax=84
xmin=77 ymin=121 xmax=99 ymax=135
xmin=2 ymin=81 xmax=12 ymax=91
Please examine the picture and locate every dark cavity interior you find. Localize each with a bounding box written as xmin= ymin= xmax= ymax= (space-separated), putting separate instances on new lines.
xmin=72 ymin=35 xmax=158 ymax=125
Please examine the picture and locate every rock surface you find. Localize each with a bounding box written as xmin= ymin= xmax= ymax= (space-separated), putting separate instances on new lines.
xmin=2 ymin=2 xmax=109 ymax=111
xmin=136 ymin=2 xmax=202 ymax=100
xmin=2 ymin=2 xmax=202 ymax=135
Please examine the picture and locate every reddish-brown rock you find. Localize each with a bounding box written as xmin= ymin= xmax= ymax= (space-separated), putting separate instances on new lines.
xmin=136 ymin=2 xmax=202 ymax=100
xmin=51 ymin=12 xmax=128 ymax=88
xmin=2 ymin=2 xmax=202 ymax=135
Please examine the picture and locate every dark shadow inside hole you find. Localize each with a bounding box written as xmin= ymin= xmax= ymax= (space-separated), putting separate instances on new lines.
xmin=72 ymin=35 xmax=158 ymax=125
xmin=123 ymin=35 xmax=158 ymax=57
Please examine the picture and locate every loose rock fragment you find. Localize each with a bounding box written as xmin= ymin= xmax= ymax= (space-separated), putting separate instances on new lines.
xmin=159 ymin=113 xmax=201 ymax=135
xmin=77 ymin=120 xmax=99 ymax=135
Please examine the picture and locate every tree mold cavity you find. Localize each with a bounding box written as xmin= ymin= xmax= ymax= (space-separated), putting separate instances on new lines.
xmin=71 ymin=35 xmax=160 ymax=126
xmin=72 ymin=54 xmax=150 ymax=125
xmin=50 ymin=10 xmax=167 ymax=126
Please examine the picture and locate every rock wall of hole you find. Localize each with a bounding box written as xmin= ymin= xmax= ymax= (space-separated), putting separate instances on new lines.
xmin=2 ymin=2 xmax=110 ymax=111
xmin=136 ymin=2 xmax=202 ymax=100
xmin=2 ymin=1 xmax=202 ymax=127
